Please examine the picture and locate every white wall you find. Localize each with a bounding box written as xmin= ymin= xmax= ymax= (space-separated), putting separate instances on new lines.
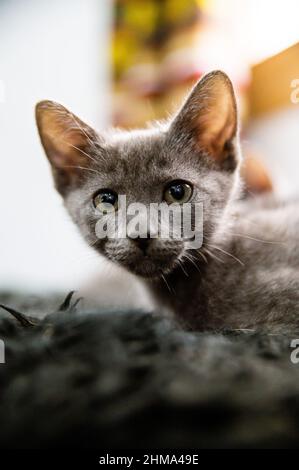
xmin=246 ymin=107 xmax=299 ymax=198
xmin=211 ymin=0 xmax=299 ymax=64
xmin=0 ymin=0 xmax=111 ymax=291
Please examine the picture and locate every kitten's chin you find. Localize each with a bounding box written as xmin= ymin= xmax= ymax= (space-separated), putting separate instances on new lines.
xmin=122 ymin=256 xmax=178 ymax=279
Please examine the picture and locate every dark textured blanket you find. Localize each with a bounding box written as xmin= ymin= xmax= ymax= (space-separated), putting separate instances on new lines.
xmin=0 ymin=291 xmax=299 ymax=449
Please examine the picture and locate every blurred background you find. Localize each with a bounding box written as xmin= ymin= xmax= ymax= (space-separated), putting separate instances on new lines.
xmin=1 ymin=0 xmax=299 ymax=294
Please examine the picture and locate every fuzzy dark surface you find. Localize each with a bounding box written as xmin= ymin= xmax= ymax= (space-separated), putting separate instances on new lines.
xmin=0 ymin=292 xmax=299 ymax=449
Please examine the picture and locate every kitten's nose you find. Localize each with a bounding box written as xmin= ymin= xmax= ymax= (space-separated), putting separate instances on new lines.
xmin=129 ymin=233 xmax=151 ymax=254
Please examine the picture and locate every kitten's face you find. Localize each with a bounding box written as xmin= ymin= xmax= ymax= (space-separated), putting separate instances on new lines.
xmin=36 ymin=71 xmax=240 ymax=279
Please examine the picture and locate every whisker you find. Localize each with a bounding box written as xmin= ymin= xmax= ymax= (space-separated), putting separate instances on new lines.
xmin=206 ymin=243 xmax=245 ymax=267
xmin=225 ymin=231 xmax=285 ymax=245
xmin=197 ymin=250 xmax=208 ymax=264
xmin=230 ymin=214 xmax=261 ymax=228
xmin=177 ymin=258 xmax=189 ymax=277
xmin=203 ymin=248 xmax=224 ymax=264
xmin=160 ymin=273 xmax=173 ymax=293
xmin=89 ymin=238 xmax=101 ymax=248
xmin=69 ymin=113 xmax=94 ymax=147
xmin=61 ymin=165 xmax=101 ymax=176
xmin=183 ymin=252 xmax=201 ymax=273
xmin=65 ymin=141 xmax=99 ymax=165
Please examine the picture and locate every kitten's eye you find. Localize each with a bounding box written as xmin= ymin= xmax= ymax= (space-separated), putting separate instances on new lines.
xmin=164 ymin=181 xmax=193 ymax=204
xmin=93 ymin=189 xmax=118 ymax=213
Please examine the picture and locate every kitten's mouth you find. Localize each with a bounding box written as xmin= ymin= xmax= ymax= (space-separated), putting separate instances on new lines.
xmin=120 ymin=252 xmax=180 ymax=279
xmin=103 ymin=239 xmax=184 ymax=279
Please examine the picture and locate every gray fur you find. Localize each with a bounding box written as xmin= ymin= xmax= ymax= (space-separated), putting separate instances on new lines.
xmin=36 ymin=71 xmax=299 ymax=333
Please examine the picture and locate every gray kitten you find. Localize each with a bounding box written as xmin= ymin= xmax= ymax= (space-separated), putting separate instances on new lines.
xmin=36 ymin=71 xmax=299 ymax=332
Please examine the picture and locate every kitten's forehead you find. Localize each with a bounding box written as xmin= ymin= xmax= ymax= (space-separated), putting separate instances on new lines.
xmin=106 ymin=127 xmax=167 ymax=162
xmin=100 ymin=127 xmax=173 ymax=187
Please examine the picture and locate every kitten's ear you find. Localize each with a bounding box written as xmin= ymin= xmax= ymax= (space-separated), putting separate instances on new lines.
xmin=35 ymin=100 xmax=99 ymax=194
xmin=170 ymin=70 xmax=238 ymax=167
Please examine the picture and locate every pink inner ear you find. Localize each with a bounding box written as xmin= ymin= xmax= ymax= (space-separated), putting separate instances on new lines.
xmin=43 ymin=127 xmax=90 ymax=171
xmin=195 ymin=89 xmax=237 ymax=161
xmin=36 ymin=100 xmax=100 ymax=193
xmin=36 ymin=100 xmax=98 ymax=172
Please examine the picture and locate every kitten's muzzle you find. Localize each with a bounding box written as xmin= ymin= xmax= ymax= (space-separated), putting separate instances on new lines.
xmin=128 ymin=232 xmax=151 ymax=255
xmin=124 ymin=236 xmax=184 ymax=278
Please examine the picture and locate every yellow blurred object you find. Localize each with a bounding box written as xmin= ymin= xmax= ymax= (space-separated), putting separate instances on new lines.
xmin=164 ymin=0 xmax=198 ymax=23
xmin=112 ymin=29 xmax=138 ymax=79
xmin=123 ymin=1 xmax=158 ymax=37
xmin=249 ymin=42 xmax=299 ymax=117
xmin=112 ymin=0 xmax=204 ymax=127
